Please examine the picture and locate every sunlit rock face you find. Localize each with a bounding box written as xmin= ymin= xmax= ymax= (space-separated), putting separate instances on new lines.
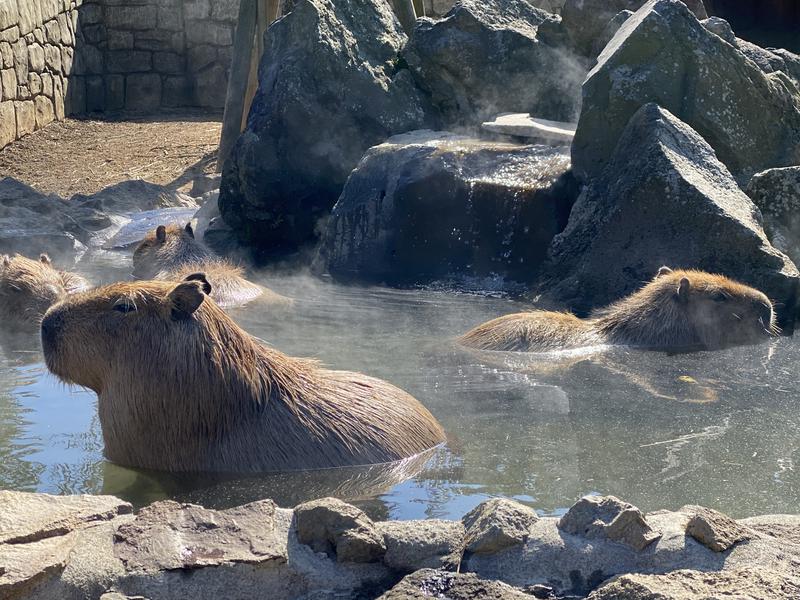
xmin=218 ymin=0 xmax=433 ymax=261
xmin=316 ymin=131 xmax=577 ymax=289
xmin=571 ymin=0 xmax=800 ymax=185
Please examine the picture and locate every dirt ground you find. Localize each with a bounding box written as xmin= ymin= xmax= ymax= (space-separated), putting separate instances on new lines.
xmin=0 ymin=111 xmax=222 ymax=198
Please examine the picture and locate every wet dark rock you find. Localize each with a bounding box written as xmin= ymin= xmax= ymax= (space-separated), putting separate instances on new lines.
xmin=462 ymin=498 xmax=539 ymax=555
xmin=544 ymin=103 xmax=799 ymax=322
xmin=219 ymin=0 xmax=432 ymax=259
xmin=294 ymin=497 xmax=386 ymax=563
xmin=402 ymin=0 xmax=587 ymax=125
xmin=377 ymin=568 xmax=533 ymax=600
xmin=558 ymin=496 xmax=660 ymax=551
xmin=317 ymin=131 xmax=576 ymax=288
xmin=681 ymin=505 xmax=752 ymax=552
xmin=572 ymin=0 xmax=800 ymax=183
xmin=377 ymin=519 xmax=465 ymax=573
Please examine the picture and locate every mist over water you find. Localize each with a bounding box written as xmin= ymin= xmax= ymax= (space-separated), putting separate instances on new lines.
xmin=0 ymin=252 xmax=797 ymax=520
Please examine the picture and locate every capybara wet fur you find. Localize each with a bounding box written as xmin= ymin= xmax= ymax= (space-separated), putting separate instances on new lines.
xmin=459 ymin=267 xmax=778 ymax=353
xmin=41 ymin=274 xmax=445 ymax=472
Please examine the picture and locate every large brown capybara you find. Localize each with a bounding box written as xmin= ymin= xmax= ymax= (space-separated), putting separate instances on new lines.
xmin=459 ymin=267 xmax=778 ymax=353
xmin=41 ymin=274 xmax=446 ymax=473
xmin=132 ymin=223 xmax=292 ymax=309
xmin=0 ymin=253 xmax=89 ymax=332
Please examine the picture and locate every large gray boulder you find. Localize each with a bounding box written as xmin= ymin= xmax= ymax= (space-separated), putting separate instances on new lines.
xmin=544 ymin=103 xmax=799 ymax=322
xmin=317 ymin=131 xmax=576 ymax=287
xmin=746 ymin=167 xmax=800 ymax=268
xmin=572 ymin=0 xmax=800 ymax=184
xmin=402 ymin=0 xmax=586 ymax=126
xmin=219 ymin=0 xmax=432 ymax=259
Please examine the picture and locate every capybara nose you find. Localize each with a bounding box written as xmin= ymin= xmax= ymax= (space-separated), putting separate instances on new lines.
xmin=40 ymin=310 xmax=63 ymax=348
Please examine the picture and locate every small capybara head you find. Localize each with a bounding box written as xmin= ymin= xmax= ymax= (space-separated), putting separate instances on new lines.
xmin=595 ymin=266 xmax=777 ymax=350
xmin=0 ymin=254 xmax=71 ymax=329
xmin=132 ymin=223 xmax=208 ymax=279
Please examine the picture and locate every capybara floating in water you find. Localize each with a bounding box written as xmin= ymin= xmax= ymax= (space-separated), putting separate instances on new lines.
xmin=459 ymin=267 xmax=777 ymax=353
xmin=0 ymin=254 xmax=89 ymax=331
xmin=41 ymin=274 xmax=445 ymax=472
xmin=132 ymin=223 xmax=291 ymax=309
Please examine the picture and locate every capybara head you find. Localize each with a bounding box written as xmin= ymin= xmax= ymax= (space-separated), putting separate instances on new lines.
xmin=0 ymin=254 xmax=70 ymax=329
xmin=132 ymin=223 xmax=209 ymax=279
xmin=595 ymin=267 xmax=777 ymax=350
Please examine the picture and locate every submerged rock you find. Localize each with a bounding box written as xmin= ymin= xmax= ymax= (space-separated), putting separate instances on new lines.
xmin=746 ymin=167 xmax=800 ymax=267
xmin=462 ymin=498 xmax=539 ymax=555
xmin=317 ymin=131 xmax=576 ymax=288
xmin=403 ymin=0 xmax=586 ymax=126
xmin=544 ymin=104 xmax=799 ymax=323
xmin=572 ymin=0 xmax=800 ymax=183
xmin=219 ymin=0 xmax=431 ymax=259
xmin=378 ymin=568 xmax=533 ymax=599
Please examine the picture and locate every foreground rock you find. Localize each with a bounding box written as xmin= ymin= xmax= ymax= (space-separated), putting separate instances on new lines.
xmin=219 ymin=0 xmax=431 ymax=259
xmin=379 ymin=569 xmax=532 ymax=599
xmin=544 ymin=104 xmax=799 ymax=323
xmin=378 ymin=520 xmax=465 ymax=572
xmin=317 ymin=131 xmax=576 ymax=288
xmin=463 ymin=498 xmax=539 ymax=555
xmin=572 ymin=0 xmax=800 ymax=183
xmin=558 ymin=496 xmax=660 ymax=551
xmin=402 ymin=0 xmax=586 ymax=125
xmin=746 ymin=167 xmax=800 ymax=267
xmin=681 ymin=505 xmax=752 ymax=552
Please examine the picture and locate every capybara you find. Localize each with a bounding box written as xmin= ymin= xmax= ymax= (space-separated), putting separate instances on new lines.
xmin=0 ymin=254 xmax=89 ymax=331
xmin=132 ymin=223 xmax=291 ymax=309
xmin=41 ymin=274 xmax=446 ymax=472
xmin=459 ymin=267 xmax=777 ymax=352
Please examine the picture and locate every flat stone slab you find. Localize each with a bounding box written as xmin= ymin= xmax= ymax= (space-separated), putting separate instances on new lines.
xmin=481 ymin=113 xmax=576 ymax=144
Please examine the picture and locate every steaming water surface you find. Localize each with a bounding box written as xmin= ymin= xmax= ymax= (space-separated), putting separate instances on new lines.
xmin=0 ymin=252 xmax=798 ymax=520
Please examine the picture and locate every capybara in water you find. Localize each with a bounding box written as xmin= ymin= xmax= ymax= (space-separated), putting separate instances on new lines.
xmin=459 ymin=267 xmax=777 ymax=352
xmin=0 ymin=254 xmax=89 ymax=331
xmin=41 ymin=274 xmax=445 ymax=472
xmin=132 ymin=223 xmax=291 ymax=309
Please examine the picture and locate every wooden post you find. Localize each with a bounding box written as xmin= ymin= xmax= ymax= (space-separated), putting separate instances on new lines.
xmin=218 ymin=0 xmax=259 ymax=172
xmin=393 ymin=0 xmax=417 ymax=35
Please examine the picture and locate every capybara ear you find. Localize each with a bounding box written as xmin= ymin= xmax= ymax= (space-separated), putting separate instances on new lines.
xmin=168 ymin=281 xmax=206 ymax=320
xmin=156 ymin=225 xmax=167 ymax=243
xmin=184 ymin=223 xmax=195 ymax=238
xmin=39 ymin=253 xmax=52 ymax=265
xmin=656 ymin=266 xmax=672 ymax=278
xmin=677 ymin=277 xmax=691 ymax=302
xmin=182 ymin=272 xmax=212 ymax=295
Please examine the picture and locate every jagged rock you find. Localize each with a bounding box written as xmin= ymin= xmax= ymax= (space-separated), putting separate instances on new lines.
xmin=591 ymin=9 xmax=634 ymax=57
xmin=545 ymin=103 xmax=799 ymax=322
xmin=681 ymin=506 xmax=752 ymax=552
xmin=377 ymin=520 xmax=465 ymax=573
xmin=462 ymin=498 xmax=539 ymax=555
xmin=588 ymin=568 xmax=800 ymax=599
xmin=701 ymin=16 xmax=735 ymax=43
xmin=219 ymin=0 xmax=431 ymax=259
xmin=377 ymin=568 xmax=533 ymax=600
xmin=316 ymin=131 xmax=576 ymax=287
xmin=561 ymin=0 xmax=707 ymax=57
xmin=190 ymin=173 xmax=221 ymax=198
xmin=294 ymin=497 xmax=386 ymax=563
xmin=558 ymin=496 xmax=660 ymax=551
xmin=572 ymin=0 xmax=800 ymax=183
xmin=746 ymin=167 xmax=800 ymax=267
xmin=71 ymin=180 xmax=197 ymax=215
xmin=402 ymin=0 xmax=586 ymax=125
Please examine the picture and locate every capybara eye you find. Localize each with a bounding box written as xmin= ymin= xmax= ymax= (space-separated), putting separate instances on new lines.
xmin=113 ymin=301 xmax=137 ymax=314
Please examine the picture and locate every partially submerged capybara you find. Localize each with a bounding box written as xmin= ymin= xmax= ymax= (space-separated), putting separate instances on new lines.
xmin=459 ymin=267 xmax=778 ymax=352
xmin=41 ymin=274 xmax=446 ymax=472
xmin=132 ymin=223 xmax=291 ymax=309
xmin=0 ymin=254 xmax=89 ymax=331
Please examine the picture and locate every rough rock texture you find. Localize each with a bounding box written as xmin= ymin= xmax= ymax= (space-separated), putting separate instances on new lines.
xmin=462 ymin=498 xmax=539 ymax=555
xmin=681 ymin=505 xmax=752 ymax=552
xmin=377 ymin=520 xmax=465 ymax=573
xmin=588 ymin=568 xmax=800 ymax=600
xmin=317 ymin=131 xmax=576 ymax=287
xmin=71 ymin=180 xmax=197 ymax=215
xmin=294 ymin=497 xmax=386 ymax=563
xmin=219 ymin=0 xmax=432 ymax=259
xmin=572 ymin=0 xmax=800 ymax=183
xmin=558 ymin=496 xmax=660 ymax=551
xmin=740 ymin=514 xmax=800 ymax=546
xmin=544 ymin=104 xmax=799 ymax=322
xmin=402 ymin=0 xmax=587 ymax=125
xmin=378 ymin=568 xmax=533 ymax=600
xmin=746 ymin=167 xmax=800 ymax=267
xmin=561 ymin=0 xmax=707 ymax=56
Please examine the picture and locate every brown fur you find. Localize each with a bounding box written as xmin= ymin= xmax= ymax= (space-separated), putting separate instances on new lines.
xmin=41 ymin=276 xmax=445 ymax=473
xmin=0 ymin=254 xmax=89 ymax=330
xmin=133 ymin=223 xmax=292 ymax=309
xmin=459 ymin=268 xmax=778 ymax=353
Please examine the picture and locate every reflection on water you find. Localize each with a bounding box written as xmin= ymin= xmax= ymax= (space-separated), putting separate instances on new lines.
xmin=0 ymin=251 xmax=797 ymax=520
